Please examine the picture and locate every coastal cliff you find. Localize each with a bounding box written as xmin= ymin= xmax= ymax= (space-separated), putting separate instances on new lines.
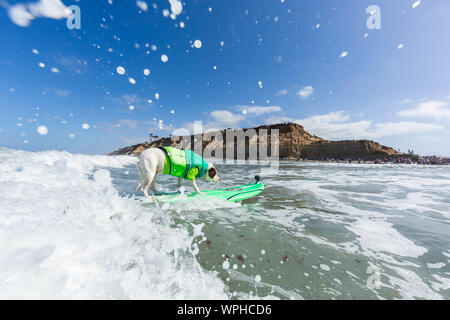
xmin=109 ymin=122 xmax=412 ymax=161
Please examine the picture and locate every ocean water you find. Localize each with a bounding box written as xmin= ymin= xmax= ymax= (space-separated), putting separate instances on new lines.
xmin=0 ymin=148 xmax=449 ymax=299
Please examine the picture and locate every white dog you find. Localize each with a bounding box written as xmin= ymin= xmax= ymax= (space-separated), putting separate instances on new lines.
xmin=136 ymin=147 xmax=220 ymax=198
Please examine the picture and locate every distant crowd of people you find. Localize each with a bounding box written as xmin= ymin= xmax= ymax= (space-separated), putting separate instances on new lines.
xmin=414 ymin=156 xmax=450 ymax=165
xmin=309 ymin=156 xmax=450 ymax=165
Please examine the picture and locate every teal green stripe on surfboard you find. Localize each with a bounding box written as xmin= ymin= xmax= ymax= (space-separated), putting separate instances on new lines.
xmin=153 ymin=182 xmax=264 ymax=203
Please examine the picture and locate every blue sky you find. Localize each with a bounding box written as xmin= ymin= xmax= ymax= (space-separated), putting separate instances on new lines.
xmin=0 ymin=0 xmax=449 ymax=155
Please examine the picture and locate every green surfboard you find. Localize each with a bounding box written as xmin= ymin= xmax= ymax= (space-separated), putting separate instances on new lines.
xmin=152 ymin=181 xmax=264 ymax=204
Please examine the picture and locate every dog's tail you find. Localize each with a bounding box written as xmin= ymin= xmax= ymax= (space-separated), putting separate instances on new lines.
xmin=136 ymin=160 xmax=145 ymax=191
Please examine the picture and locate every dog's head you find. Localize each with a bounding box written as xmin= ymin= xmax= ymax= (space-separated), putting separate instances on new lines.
xmin=203 ymin=163 xmax=220 ymax=183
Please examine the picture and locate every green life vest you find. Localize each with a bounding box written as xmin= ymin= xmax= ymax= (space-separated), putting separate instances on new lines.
xmin=161 ymin=147 xmax=209 ymax=181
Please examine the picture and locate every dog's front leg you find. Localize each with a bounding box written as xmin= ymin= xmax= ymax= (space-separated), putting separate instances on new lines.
xmin=191 ymin=180 xmax=205 ymax=195
xmin=177 ymin=177 xmax=182 ymax=189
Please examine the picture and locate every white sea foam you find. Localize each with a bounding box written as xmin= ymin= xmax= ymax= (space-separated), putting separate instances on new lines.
xmin=346 ymin=219 xmax=427 ymax=258
xmin=0 ymin=149 xmax=228 ymax=299
xmin=386 ymin=267 xmax=443 ymax=299
xmin=1 ymin=154 xmax=448 ymax=299
xmin=247 ymin=161 xmax=449 ymax=299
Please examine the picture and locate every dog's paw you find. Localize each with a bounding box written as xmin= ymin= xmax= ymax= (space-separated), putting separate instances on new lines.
xmin=143 ymin=195 xmax=157 ymax=202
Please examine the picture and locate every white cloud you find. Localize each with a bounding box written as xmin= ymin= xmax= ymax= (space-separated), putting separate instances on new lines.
xmin=295 ymin=112 xmax=373 ymax=139
xmin=399 ymin=98 xmax=414 ymax=104
xmin=174 ymin=106 xmax=282 ymax=135
xmin=119 ymin=136 xmax=150 ymax=145
xmin=171 ymin=127 xmax=192 ymax=137
xmin=275 ymin=89 xmax=288 ymax=96
xmin=28 ymin=0 xmax=70 ymax=19
xmin=206 ymin=105 xmax=283 ymax=130
xmin=267 ymin=111 xmax=443 ymax=140
xmin=210 ymin=110 xmax=244 ymax=128
xmin=299 ymin=111 xmax=350 ymax=124
xmin=4 ymin=0 xmax=71 ymax=27
xmin=99 ymin=119 xmax=173 ymax=133
xmin=117 ymin=119 xmax=140 ymax=130
xmin=98 ymin=119 xmax=139 ymax=131
xmin=397 ymin=100 xmax=450 ymax=120
xmin=121 ymin=94 xmax=141 ymax=104
xmin=173 ymin=122 xmax=220 ymax=136
xmin=111 ymin=94 xmax=150 ymax=111
xmin=7 ymin=4 xmax=34 ymax=27
xmin=371 ymin=122 xmax=443 ymax=137
xmin=297 ymin=86 xmax=314 ymax=99
xmin=236 ymin=105 xmax=282 ymax=116
xmin=55 ymin=88 xmax=70 ymax=97
xmin=265 ymin=115 xmax=295 ymax=124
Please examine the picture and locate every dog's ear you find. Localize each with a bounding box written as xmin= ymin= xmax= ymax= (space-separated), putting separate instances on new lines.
xmin=208 ymin=167 xmax=217 ymax=179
